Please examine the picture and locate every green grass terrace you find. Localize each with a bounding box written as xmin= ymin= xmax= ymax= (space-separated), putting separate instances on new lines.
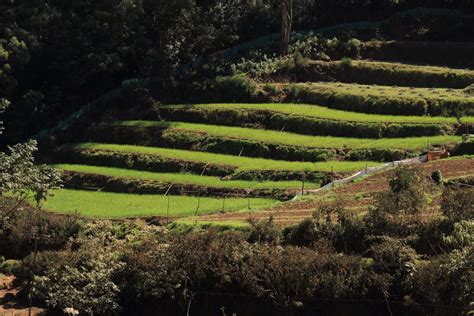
xmin=165 ymin=103 xmax=474 ymax=124
xmin=38 ymin=189 xmax=278 ymax=218
xmin=116 ymin=121 xmax=460 ymax=150
xmin=53 ymin=164 xmax=321 ymax=190
xmin=66 ymin=143 xmax=381 ymax=173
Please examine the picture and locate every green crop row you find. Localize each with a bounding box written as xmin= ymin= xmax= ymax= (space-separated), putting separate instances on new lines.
xmin=57 ymin=144 xmax=379 ymax=181
xmin=301 ymin=60 xmax=474 ymax=89
xmin=160 ymin=104 xmax=453 ymax=138
xmin=174 ymin=103 xmax=470 ymax=124
xmin=117 ymin=121 xmax=459 ymax=151
xmin=82 ymin=123 xmax=443 ymax=162
xmin=39 ymin=189 xmax=278 ymax=218
xmin=56 ymin=164 xmax=304 ymax=200
xmin=54 ymin=164 xmax=317 ymax=190
xmin=265 ymin=82 xmax=474 ymax=116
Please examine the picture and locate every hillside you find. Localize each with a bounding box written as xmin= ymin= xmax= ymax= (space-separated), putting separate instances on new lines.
xmin=36 ymin=39 xmax=474 ymax=225
xmin=2 ymin=4 xmax=474 ymax=315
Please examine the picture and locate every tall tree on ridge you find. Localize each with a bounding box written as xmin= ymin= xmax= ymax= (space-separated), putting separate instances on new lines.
xmin=280 ymin=0 xmax=293 ymax=56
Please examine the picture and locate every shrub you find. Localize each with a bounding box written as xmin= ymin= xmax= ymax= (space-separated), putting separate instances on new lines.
xmin=441 ymin=187 xmax=474 ymax=222
xmin=408 ymin=246 xmax=474 ymax=314
xmin=366 ymin=236 xmax=418 ymax=266
xmin=443 ymin=220 xmax=474 ymax=249
xmin=340 ymin=57 xmax=353 ymax=68
xmin=212 ymin=74 xmax=257 ymax=102
xmin=431 ymin=170 xmax=443 ymax=185
xmin=247 ymin=216 xmax=282 ymax=244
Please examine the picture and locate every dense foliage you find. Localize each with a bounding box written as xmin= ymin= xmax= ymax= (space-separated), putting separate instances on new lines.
xmin=1 ymin=0 xmax=473 ymax=143
xmin=0 ymin=165 xmax=471 ymax=315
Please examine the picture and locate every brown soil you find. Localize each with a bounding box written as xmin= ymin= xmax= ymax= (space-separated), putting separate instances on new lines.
xmin=196 ymin=158 xmax=474 ymax=226
xmin=0 ymin=275 xmax=45 ymax=316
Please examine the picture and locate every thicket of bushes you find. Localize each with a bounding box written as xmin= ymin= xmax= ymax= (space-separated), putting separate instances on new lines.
xmin=4 ymin=180 xmax=472 ymax=315
xmin=2 ymin=165 xmax=473 ymax=315
xmin=160 ymin=105 xmax=453 ymax=138
xmin=81 ymin=124 xmax=418 ymax=162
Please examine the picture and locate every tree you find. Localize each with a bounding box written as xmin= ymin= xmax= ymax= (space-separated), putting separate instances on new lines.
xmin=280 ymin=0 xmax=293 ymax=56
xmin=374 ymin=165 xmax=428 ymax=216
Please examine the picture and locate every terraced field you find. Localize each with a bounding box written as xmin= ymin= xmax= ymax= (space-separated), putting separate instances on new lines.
xmin=42 ymin=41 xmax=473 ymax=222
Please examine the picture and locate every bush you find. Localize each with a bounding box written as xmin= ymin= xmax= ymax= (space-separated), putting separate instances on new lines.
xmin=373 ymin=165 xmax=429 ymax=216
xmin=431 ymin=170 xmax=443 ymax=185
xmin=441 ymin=187 xmax=474 ymax=222
xmin=247 ymin=216 xmax=282 ymax=244
xmin=340 ymin=57 xmax=353 ymax=68
xmin=212 ymin=74 xmax=257 ymax=102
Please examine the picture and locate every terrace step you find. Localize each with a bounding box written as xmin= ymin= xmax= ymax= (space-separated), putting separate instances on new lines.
xmin=270 ymin=60 xmax=474 ymax=88
xmin=78 ymin=121 xmax=457 ymax=162
xmin=262 ymin=82 xmax=474 ymax=116
xmin=56 ymin=165 xmax=309 ymax=200
xmin=55 ymin=144 xmax=363 ymax=182
xmin=158 ymin=103 xmax=455 ymax=138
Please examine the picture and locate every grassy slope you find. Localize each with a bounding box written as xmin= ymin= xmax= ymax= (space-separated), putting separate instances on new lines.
xmin=116 ymin=121 xmax=460 ymax=150
xmin=169 ymin=103 xmax=474 ymax=124
xmin=53 ymin=164 xmax=320 ymax=189
xmin=69 ymin=143 xmax=381 ymax=172
xmin=41 ymin=189 xmax=277 ymax=218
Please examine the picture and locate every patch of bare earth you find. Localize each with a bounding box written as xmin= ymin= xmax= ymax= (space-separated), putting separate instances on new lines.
xmin=0 ymin=275 xmax=45 ymax=316
xmin=196 ymin=158 xmax=474 ymax=226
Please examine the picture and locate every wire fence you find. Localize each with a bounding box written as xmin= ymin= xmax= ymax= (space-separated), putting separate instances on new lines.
xmin=299 ymin=155 xmax=428 ymax=197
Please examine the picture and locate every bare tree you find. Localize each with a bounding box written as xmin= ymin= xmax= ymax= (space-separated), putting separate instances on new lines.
xmin=280 ymin=0 xmax=293 ymax=56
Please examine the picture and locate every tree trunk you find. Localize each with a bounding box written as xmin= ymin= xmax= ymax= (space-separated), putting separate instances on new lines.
xmin=280 ymin=0 xmax=293 ymax=56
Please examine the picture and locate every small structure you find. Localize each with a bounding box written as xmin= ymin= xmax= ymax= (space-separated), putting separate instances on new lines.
xmin=427 ymin=149 xmax=450 ymax=161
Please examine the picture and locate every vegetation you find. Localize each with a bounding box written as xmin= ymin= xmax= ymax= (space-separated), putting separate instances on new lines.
xmin=5 ymin=168 xmax=472 ymax=315
xmin=177 ymin=103 xmax=471 ymax=124
xmin=265 ymin=82 xmax=474 ymax=116
xmin=53 ymin=163 xmax=319 ymax=190
xmin=66 ymin=143 xmax=379 ymax=173
xmin=116 ymin=121 xmax=459 ymax=150
xmin=1 ymin=3 xmax=473 ymax=315
xmin=274 ymin=60 xmax=474 ymax=88
xmin=37 ymin=189 xmax=277 ymax=218
xmin=160 ymin=103 xmax=458 ymax=138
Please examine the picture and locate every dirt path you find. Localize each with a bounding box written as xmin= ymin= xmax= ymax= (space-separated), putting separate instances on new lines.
xmin=195 ymin=158 xmax=474 ymax=226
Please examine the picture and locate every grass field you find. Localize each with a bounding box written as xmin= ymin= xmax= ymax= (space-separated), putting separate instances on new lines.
xmin=169 ymin=103 xmax=474 ymax=124
xmin=40 ymin=189 xmax=278 ymax=218
xmin=116 ymin=121 xmax=460 ymax=150
xmin=68 ymin=143 xmax=381 ymax=172
xmin=53 ymin=164 xmax=321 ymax=189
